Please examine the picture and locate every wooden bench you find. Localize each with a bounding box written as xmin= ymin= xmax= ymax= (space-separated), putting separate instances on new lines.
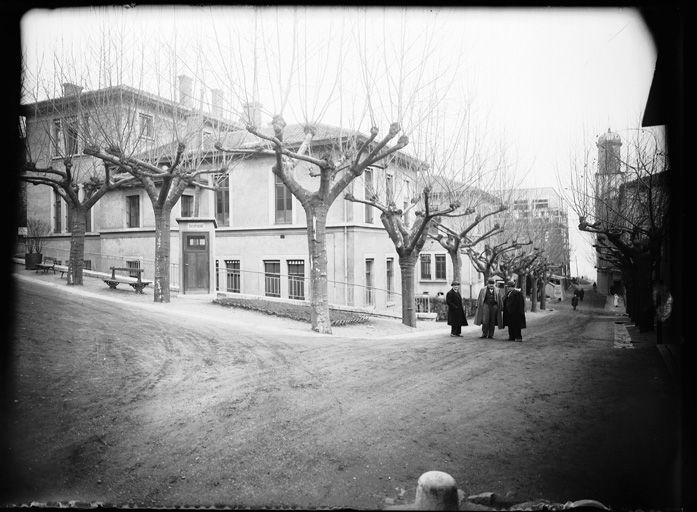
xmin=103 ymin=266 xmax=152 ymax=294
xmin=35 ymin=257 xmax=59 ymax=274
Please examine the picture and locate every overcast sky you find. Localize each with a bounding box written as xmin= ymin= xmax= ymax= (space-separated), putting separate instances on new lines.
xmin=21 ymin=6 xmax=657 ymax=278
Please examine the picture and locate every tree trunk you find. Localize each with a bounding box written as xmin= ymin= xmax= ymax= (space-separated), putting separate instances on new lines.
xmin=530 ymin=276 xmax=538 ymax=312
xmin=67 ymin=204 xmax=87 ymax=286
xmin=448 ymin=249 xmax=462 ymax=285
xmin=306 ymin=206 xmax=332 ymax=334
xmin=153 ymin=207 xmax=172 ymax=303
xmin=398 ymin=254 xmax=417 ymax=327
xmin=520 ymin=272 xmax=528 ymax=311
xmin=540 ymin=276 xmax=548 ymax=310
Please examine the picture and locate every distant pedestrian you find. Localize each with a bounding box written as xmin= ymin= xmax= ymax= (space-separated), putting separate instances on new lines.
xmin=579 ymin=288 xmax=585 ymax=301
xmin=503 ymin=280 xmax=526 ymax=342
xmin=446 ymin=281 xmax=467 ymax=337
xmin=592 ymin=282 xmax=597 ymax=292
xmin=571 ymin=294 xmax=579 ymax=310
xmin=474 ymin=278 xmax=503 ymax=339
xmin=614 ymin=293 xmax=619 ymax=307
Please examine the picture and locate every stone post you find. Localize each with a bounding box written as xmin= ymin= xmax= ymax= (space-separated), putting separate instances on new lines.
xmin=414 ymin=471 xmax=459 ymax=510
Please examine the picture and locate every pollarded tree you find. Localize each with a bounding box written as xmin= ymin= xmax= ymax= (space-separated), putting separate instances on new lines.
xmin=29 ymin=17 xmax=238 ymax=302
xmin=208 ymin=8 xmax=458 ymax=333
xmin=561 ymin=125 xmax=669 ymax=331
xmin=84 ymin=140 xmax=231 ymax=302
xmin=431 ymin=206 xmax=506 ymax=285
xmin=345 ymin=186 xmax=460 ymax=327
xmin=217 ymin=119 xmax=409 ymax=332
xmin=20 ymin=67 xmax=141 ymax=285
xmin=466 ymin=239 xmax=528 ymax=284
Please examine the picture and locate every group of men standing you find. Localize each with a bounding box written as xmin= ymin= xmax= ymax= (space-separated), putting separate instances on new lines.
xmin=445 ymin=278 xmax=526 ymax=342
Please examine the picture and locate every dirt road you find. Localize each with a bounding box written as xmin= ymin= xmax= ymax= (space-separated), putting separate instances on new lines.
xmin=2 ymin=279 xmax=681 ymax=509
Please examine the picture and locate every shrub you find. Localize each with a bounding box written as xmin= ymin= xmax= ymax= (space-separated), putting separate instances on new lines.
xmin=213 ymin=297 xmax=370 ymax=326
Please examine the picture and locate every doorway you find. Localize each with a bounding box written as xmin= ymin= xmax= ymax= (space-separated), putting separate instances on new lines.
xmin=183 ymin=232 xmax=209 ymax=293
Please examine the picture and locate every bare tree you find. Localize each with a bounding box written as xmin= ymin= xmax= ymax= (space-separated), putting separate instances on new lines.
xmin=562 ymin=125 xmax=669 ymax=331
xmin=209 ymin=8 xmax=457 ymax=333
xmin=22 ymin=15 xmax=237 ymax=301
xmin=431 ymin=203 xmax=506 ymax=285
xmin=345 ymin=186 xmax=460 ymax=327
xmin=20 ymin=69 xmax=139 ymax=285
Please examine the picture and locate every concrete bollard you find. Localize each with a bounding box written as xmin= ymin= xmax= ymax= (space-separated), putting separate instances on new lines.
xmin=414 ymin=471 xmax=459 ymax=510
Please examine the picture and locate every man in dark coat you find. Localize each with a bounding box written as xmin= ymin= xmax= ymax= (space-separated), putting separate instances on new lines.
xmin=474 ymin=278 xmax=503 ymax=339
xmin=503 ymin=280 xmax=526 ymax=342
xmin=446 ymin=281 xmax=467 ymax=337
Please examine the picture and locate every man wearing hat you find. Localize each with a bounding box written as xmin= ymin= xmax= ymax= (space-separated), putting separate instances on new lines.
xmin=503 ymin=280 xmax=526 ymax=342
xmin=474 ymin=278 xmax=503 ymax=338
xmin=446 ymin=281 xmax=468 ymax=337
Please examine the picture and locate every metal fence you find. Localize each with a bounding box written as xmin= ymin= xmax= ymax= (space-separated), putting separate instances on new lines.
xmin=32 ymin=243 xmax=180 ymax=289
xmin=216 ymin=266 xmax=402 ymax=316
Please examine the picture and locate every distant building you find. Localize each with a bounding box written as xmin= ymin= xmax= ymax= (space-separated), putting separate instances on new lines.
xmin=497 ymin=187 xmax=571 ymax=277
xmin=594 ymin=129 xmax=624 ymax=295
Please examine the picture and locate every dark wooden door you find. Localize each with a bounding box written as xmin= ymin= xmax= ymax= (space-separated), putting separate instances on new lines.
xmin=183 ymin=232 xmax=209 ymax=293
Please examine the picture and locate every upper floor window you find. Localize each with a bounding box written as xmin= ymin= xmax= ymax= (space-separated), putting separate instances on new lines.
xmin=275 ymin=174 xmax=292 ymax=224
xmin=52 ymin=116 xmax=79 ymax=157
xmin=139 ymin=113 xmax=154 ymax=139
xmin=385 ymin=173 xmax=394 ymax=203
xmin=127 ymin=195 xmax=140 ymax=228
xmin=181 ymin=194 xmax=194 ymax=217
xmin=215 ymin=174 xmax=230 ymax=226
xmin=364 ymin=169 xmax=374 ymax=224
xmin=202 ymin=129 xmax=214 ymax=150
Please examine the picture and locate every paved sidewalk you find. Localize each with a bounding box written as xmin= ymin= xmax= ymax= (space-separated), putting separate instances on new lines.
xmin=13 ymin=262 xmax=564 ymax=340
xmin=12 ymin=262 xmax=467 ymax=340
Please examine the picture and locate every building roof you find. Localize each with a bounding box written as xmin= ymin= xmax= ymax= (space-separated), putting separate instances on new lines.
xmin=21 ymin=84 xmax=241 ymax=132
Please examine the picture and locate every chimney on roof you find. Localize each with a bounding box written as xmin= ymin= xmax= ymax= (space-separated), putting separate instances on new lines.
xmin=211 ymin=89 xmax=224 ymax=118
xmin=241 ymin=101 xmax=263 ymax=128
xmin=178 ymin=75 xmax=193 ymax=108
xmin=62 ymin=83 xmax=83 ymax=97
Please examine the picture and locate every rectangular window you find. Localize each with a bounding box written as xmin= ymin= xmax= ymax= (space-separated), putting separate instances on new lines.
xmin=127 ymin=195 xmax=140 ymax=228
xmin=53 ymin=191 xmax=62 ymax=233
xmin=287 ymin=260 xmax=305 ymax=300
xmin=532 ymin=199 xmax=549 ymax=209
xmin=215 ymin=174 xmax=230 ymax=226
xmin=264 ymin=260 xmax=281 ymax=298
xmin=365 ymin=258 xmax=374 ymax=305
xmin=420 ymin=254 xmax=432 ymax=280
xmin=126 ymin=259 xmax=141 ymax=279
xmin=435 ymin=254 xmax=447 ymax=280
xmin=225 ymin=259 xmax=240 ymax=293
xmin=181 ymin=194 xmax=194 ymax=217
xmin=81 ymin=113 xmax=90 ymax=141
xmin=215 ymin=260 xmax=220 ymax=291
xmin=385 ymin=173 xmax=394 ymax=203
xmin=64 ymin=116 xmax=79 ymax=155
xmin=202 ymin=130 xmax=214 ymax=150
xmin=187 ymin=235 xmax=206 ymax=249
xmin=139 ymin=113 xmax=154 ymax=139
xmin=275 ymin=174 xmax=292 ymax=224
xmin=85 ymin=208 xmax=92 ymax=233
xmin=386 ymin=257 xmax=394 ymax=300
xmin=83 ymin=259 xmax=92 ymax=270
xmin=52 ymin=119 xmax=62 ymax=156
xmin=364 ymin=169 xmax=374 ymax=223
xmin=66 ymin=204 xmax=73 ymax=233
